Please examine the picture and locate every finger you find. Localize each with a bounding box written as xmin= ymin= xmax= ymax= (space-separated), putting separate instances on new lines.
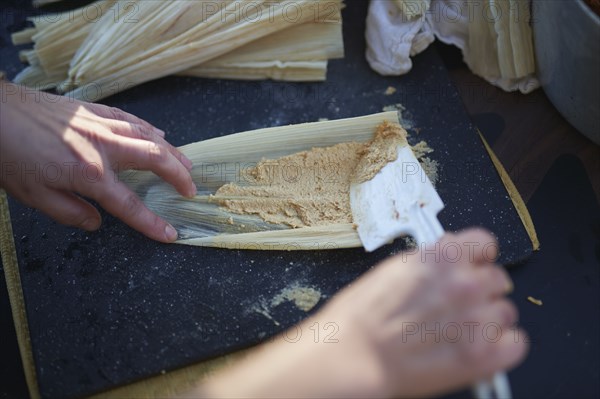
xmin=111 ymin=137 xmax=196 ymax=197
xmin=446 ymin=228 xmax=499 ymax=265
xmin=445 ymin=265 xmax=513 ymax=308
xmin=101 ymin=119 xmax=192 ymax=170
xmin=85 ymin=103 xmax=165 ymax=138
xmin=419 ymin=232 xmax=486 ymax=272
xmin=150 ymin=136 xmax=193 ymax=171
xmin=92 ymin=178 xmax=179 ymax=243
xmin=415 ymin=300 xmax=523 ymax=395
xmin=33 ymin=188 xmax=101 ymax=231
xmin=482 ymin=328 xmax=529 ymax=376
xmin=453 ymin=299 xmax=519 ymax=371
xmin=420 ymin=326 xmax=527 ymax=396
xmin=457 ymin=299 xmax=525 ymax=376
xmin=461 ymin=299 xmax=519 ymax=332
xmin=402 ymin=265 xmax=512 ymax=327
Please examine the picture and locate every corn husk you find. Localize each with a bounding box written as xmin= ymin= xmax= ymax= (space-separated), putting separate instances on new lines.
xmin=506 ymin=0 xmax=535 ymax=77
xmin=464 ymin=0 xmax=536 ymax=92
xmin=12 ymin=0 xmax=343 ymax=100
xmin=121 ymin=112 xmax=401 ymax=250
xmin=181 ymin=61 xmax=328 ymax=82
xmin=180 ymin=21 xmax=343 ymax=81
xmin=13 ymin=0 xmax=119 ymax=88
xmin=11 ymin=27 xmax=37 ymax=45
xmin=64 ymin=0 xmax=342 ymax=100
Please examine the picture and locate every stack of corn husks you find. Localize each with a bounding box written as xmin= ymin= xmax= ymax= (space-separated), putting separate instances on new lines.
xmin=12 ymin=0 xmax=344 ymax=101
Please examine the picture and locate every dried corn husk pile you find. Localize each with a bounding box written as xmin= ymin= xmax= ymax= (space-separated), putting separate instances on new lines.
xmin=12 ymin=0 xmax=344 ymax=101
xmin=461 ymin=0 xmax=537 ymax=92
xmin=121 ymin=112 xmax=401 ymax=250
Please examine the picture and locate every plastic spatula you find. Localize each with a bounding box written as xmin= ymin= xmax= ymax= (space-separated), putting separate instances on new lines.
xmin=350 ymin=145 xmax=444 ymax=250
xmin=350 ymin=144 xmax=511 ymax=399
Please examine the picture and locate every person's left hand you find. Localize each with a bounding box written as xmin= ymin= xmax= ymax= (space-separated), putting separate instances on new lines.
xmin=0 ymin=82 xmax=195 ymax=242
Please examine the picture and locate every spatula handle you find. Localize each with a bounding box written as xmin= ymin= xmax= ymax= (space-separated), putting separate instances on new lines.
xmin=473 ymin=372 xmax=511 ymax=399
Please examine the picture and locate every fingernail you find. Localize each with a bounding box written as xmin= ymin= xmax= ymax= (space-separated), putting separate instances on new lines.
xmin=188 ymin=182 xmax=197 ymax=197
xmin=81 ymin=218 xmax=99 ymax=231
xmin=182 ymin=155 xmax=193 ymax=170
xmin=165 ymin=224 xmax=178 ymax=241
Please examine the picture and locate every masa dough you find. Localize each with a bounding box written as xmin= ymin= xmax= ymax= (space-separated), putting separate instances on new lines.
xmin=215 ymin=122 xmax=437 ymax=228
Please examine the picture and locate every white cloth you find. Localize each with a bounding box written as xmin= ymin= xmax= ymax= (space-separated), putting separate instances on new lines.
xmin=365 ymin=0 xmax=540 ymax=94
xmin=365 ymin=0 xmax=434 ymax=76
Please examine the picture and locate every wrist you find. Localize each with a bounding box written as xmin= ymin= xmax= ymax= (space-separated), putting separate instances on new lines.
xmin=196 ymin=313 xmax=389 ymax=398
xmin=315 ymin=298 xmax=396 ymax=398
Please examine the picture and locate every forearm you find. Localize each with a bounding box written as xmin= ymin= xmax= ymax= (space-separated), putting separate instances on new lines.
xmin=183 ymin=313 xmax=386 ymax=399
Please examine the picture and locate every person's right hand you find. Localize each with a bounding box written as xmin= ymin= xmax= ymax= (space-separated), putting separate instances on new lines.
xmin=321 ymin=228 xmax=527 ymax=398
xmin=189 ymin=229 xmax=528 ymax=398
xmin=0 ymin=82 xmax=195 ymax=242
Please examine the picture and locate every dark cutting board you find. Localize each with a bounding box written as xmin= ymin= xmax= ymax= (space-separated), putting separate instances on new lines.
xmin=0 ymin=1 xmax=533 ymax=398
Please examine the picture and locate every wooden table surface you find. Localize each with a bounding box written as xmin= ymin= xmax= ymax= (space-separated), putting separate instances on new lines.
xmin=435 ymin=42 xmax=600 ymax=206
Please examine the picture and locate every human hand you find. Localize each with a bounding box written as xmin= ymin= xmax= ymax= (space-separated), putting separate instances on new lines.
xmin=190 ymin=229 xmax=527 ymax=398
xmin=0 ymin=82 xmax=195 ymax=242
xmin=320 ymin=228 xmax=527 ymax=397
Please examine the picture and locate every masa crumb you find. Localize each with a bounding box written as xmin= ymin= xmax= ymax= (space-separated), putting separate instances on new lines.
xmin=406 ymin=139 xmax=439 ymax=186
xmin=384 ymin=86 xmax=397 ymax=95
xmin=411 ymin=140 xmax=434 ymax=158
xmin=527 ymin=296 xmax=543 ymax=306
xmin=418 ymin=157 xmax=439 ymax=186
xmin=382 ymin=103 xmax=405 ymax=112
xmin=249 ymin=283 xmax=322 ymax=325
xmin=272 ymin=284 xmax=321 ymax=312
xmin=250 ymin=300 xmax=281 ymax=326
